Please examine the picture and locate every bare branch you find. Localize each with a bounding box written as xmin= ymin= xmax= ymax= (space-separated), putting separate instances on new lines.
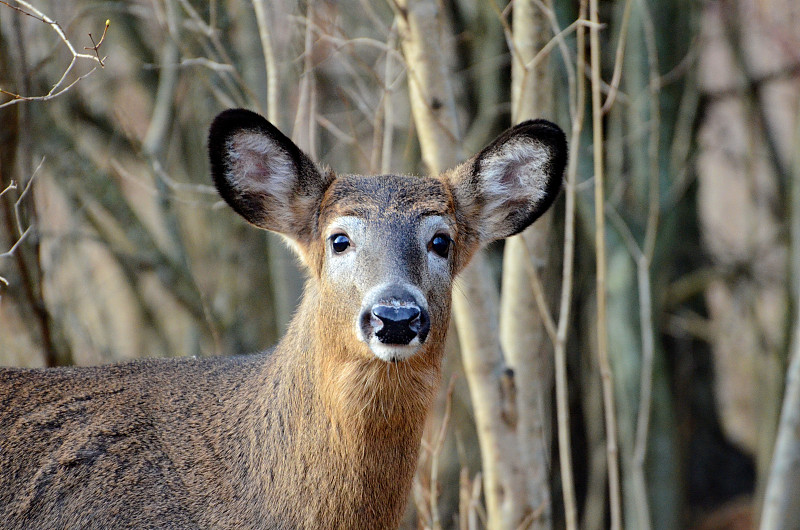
xmin=14 ymin=157 xmax=44 ymax=239
xmin=520 ymin=238 xmax=557 ymax=345
xmin=428 ymin=376 xmax=456 ymax=530
xmin=0 ymin=1 xmax=107 ymax=108
xmin=252 ymin=0 xmax=279 ymax=125
xmin=0 ymin=181 xmax=17 ymax=200
xmin=175 ymin=58 xmax=235 ymax=72
xmin=0 ymin=226 xmax=32 ymax=289
xmin=381 ymin=21 xmax=399 ymax=174
xmin=0 ymin=225 xmax=31 ymax=262
xmin=601 ymin=0 xmax=633 ymax=113
xmin=84 ymin=19 xmax=110 ymax=67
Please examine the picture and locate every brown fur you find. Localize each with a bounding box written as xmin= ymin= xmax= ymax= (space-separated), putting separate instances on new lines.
xmin=0 ymin=109 xmax=566 ymax=529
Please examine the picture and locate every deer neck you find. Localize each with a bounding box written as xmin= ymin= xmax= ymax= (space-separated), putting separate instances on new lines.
xmin=248 ymin=285 xmax=444 ymax=527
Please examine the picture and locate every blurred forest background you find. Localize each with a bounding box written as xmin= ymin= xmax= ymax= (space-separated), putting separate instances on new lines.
xmin=2 ymin=0 xmax=799 ymax=528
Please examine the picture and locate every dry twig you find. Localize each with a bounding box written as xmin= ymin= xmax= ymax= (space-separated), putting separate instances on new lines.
xmin=0 ymin=1 xmax=108 ymax=108
xmin=551 ymin=1 xmax=588 ymax=526
xmin=589 ymin=0 xmax=623 ymax=527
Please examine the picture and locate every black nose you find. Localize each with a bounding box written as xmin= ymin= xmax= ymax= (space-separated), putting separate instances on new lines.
xmin=370 ymin=304 xmax=430 ymax=345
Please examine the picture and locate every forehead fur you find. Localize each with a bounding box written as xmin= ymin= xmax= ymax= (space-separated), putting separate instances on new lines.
xmin=319 ymin=174 xmax=453 ymax=224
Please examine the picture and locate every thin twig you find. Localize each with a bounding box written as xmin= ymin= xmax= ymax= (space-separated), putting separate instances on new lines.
xmin=170 ymin=57 xmax=236 ymax=72
xmin=521 ymin=238 xmax=558 ymax=344
xmin=0 ymin=225 xmax=32 ymax=261
xmin=531 ymin=0 xmax=579 ymax=118
xmin=589 ymin=0 xmax=623 ymax=528
xmin=0 ymin=226 xmax=32 ymax=289
xmin=601 ymin=0 xmax=633 ymax=113
xmin=175 ymin=0 xmax=253 ymax=109
xmin=381 ymin=21 xmax=398 ymax=174
xmin=487 ymin=0 xmax=525 ymax=74
xmin=640 ymin=0 xmax=661 ymax=263
xmin=627 ymin=4 xmax=663 ymax=526
xmin=14 ymin=157 xmax=44 ymax=239
xmin=84 ymin=19 xmax=110 ymax=67
xmin=429 ymin=376 xmax=457 ymax=530
xmin=306 ymin=33 xmax=406 ymax=64
xmin=0 ymin=1 xmax=106 ymax=108
xmin=632 ymin=258 xmax=655 ymax=518
xmin=512 ymin=17 xmax=600 ymax=124
xmin=652 ymin=40 xmax=698 ymax=91
xmin=252 ymin=0 xmax=279 ymax=125
xmin=553 ymin=2 xmax=587 ymax=527
xmin=0 ymin=181 xmax=17 ymax=199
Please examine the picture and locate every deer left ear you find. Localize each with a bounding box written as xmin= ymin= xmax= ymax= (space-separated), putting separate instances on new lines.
xmin=208 ymin=108 xmax=333 ymax=244
xmin=446 ymin=119 xmax=567 ymax=244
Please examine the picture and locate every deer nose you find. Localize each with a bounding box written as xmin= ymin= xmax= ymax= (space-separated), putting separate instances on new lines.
xmin=369 ymin=304 xmax=430 ymax=345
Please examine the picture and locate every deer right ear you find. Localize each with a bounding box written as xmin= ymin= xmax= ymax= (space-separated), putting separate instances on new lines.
xmin=208 ymin=109 xmax=333 ymax=242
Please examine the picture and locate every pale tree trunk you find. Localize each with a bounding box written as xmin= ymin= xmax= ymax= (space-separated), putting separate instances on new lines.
xmin=759 ymin=97 xmax=800 ymax=530
xmin=252 ymin=0 xmax=304 ymax=335
xmin=500 ymin=1 xmax=556 ymax=527
xmin=395 ymin=0 xmax=532 ymax=527
xmin=760 ymin=327 xmax=800 ymax=529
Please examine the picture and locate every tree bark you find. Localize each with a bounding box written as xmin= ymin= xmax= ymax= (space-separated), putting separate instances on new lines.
xmin=501 ymin=1 xmax=556 ymax=527
xmin=396 ymin=0 xmax=532 ymax=527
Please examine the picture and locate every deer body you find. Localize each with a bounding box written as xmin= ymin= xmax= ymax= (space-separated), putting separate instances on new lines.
xmin=0 ymin=109 xmax=565 ymax=529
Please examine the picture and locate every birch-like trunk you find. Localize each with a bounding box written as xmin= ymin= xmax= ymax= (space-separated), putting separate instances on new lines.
xmin=760 ymin=328 xmax=800 ymax=529
xmin=500 ymin=1 xmax=556 ymax=527
xmin=397 ymin=0 xmax=532 ymax=528
xmin=252 ymin=0 xmax=304 ymax=336
xmin=396 ymin=0 xmax=532 ymax=527
xmin=759 ymin=94 xmax=800 ymax=530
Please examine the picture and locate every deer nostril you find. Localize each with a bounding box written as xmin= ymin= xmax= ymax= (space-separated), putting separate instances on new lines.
xmin=371 ymin=305 xmax=422 ymax=345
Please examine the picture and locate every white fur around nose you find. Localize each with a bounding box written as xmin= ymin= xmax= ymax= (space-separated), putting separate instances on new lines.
xmin=225 ymin=131 xmax=294 ymax=196
xmin=369 ymin=341 xmax=421 ymax=363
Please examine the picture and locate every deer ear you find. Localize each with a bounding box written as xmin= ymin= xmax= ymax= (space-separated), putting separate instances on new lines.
xmin=208 ymin=109 xmax=332 ymax=242
xmin=446 ymin=119 xmax=566 ymax=244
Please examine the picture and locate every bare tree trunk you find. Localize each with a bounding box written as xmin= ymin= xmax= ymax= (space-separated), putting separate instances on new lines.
xmin=760 ymin=93 xmax=800 ymax=530
xmin=252 ymin=0 xmax=304 ymax=335
xmin=760 ymin=327 xmax=800 ymax=529
xmin=500 ymin=1 xmax=556 ymax=527
xmin=395 ymin=0 xmax=532 ymax=527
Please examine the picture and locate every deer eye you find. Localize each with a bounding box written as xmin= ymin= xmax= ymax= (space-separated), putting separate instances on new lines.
xmin=428 ymin=234 xmax=451 ymax=258
xmin=330 ymin=233 xmax=351 ymax=253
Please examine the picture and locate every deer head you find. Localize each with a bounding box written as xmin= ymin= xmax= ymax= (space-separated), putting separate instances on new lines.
xmin=208 ymin=109 xmax=566 ymax=369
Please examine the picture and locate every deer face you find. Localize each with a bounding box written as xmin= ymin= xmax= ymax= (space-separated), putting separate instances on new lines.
xmin=208 ymin=109 xmax=566 ymax=363
xmin=314 ymin=174 xmax=454 ymax=362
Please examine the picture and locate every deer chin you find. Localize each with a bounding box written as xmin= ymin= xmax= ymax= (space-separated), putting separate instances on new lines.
xmin=367 ymin=340 xmax=422 ymax=363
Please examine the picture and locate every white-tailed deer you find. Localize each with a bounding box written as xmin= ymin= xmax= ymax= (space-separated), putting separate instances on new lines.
xmin=0 ymin=109 xmax=566 ymax=529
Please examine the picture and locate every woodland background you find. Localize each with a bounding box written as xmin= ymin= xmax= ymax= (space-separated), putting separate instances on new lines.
xmin=2 ymin=0 xmax=799 ymax=528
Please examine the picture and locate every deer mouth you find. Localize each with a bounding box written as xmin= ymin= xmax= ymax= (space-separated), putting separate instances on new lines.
xmin=367 ymin=342 xmax=422 ymax=363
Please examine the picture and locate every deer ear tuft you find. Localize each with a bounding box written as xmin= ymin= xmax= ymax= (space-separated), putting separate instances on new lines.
xmin=447 ymin=119 xmax=566 ymax=244
xmin=208 ymin=109 xmax=332 ymax=242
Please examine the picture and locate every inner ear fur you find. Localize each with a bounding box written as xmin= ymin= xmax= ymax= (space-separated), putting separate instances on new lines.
xmin=208 ymin=108 xmax=333 ymax=242
xmin=446 ymin=119 xmax=567 ymax=244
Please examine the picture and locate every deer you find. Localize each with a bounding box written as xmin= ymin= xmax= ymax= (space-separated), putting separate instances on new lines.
xmin=0 ymin=108 xmax=566 ymax=529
